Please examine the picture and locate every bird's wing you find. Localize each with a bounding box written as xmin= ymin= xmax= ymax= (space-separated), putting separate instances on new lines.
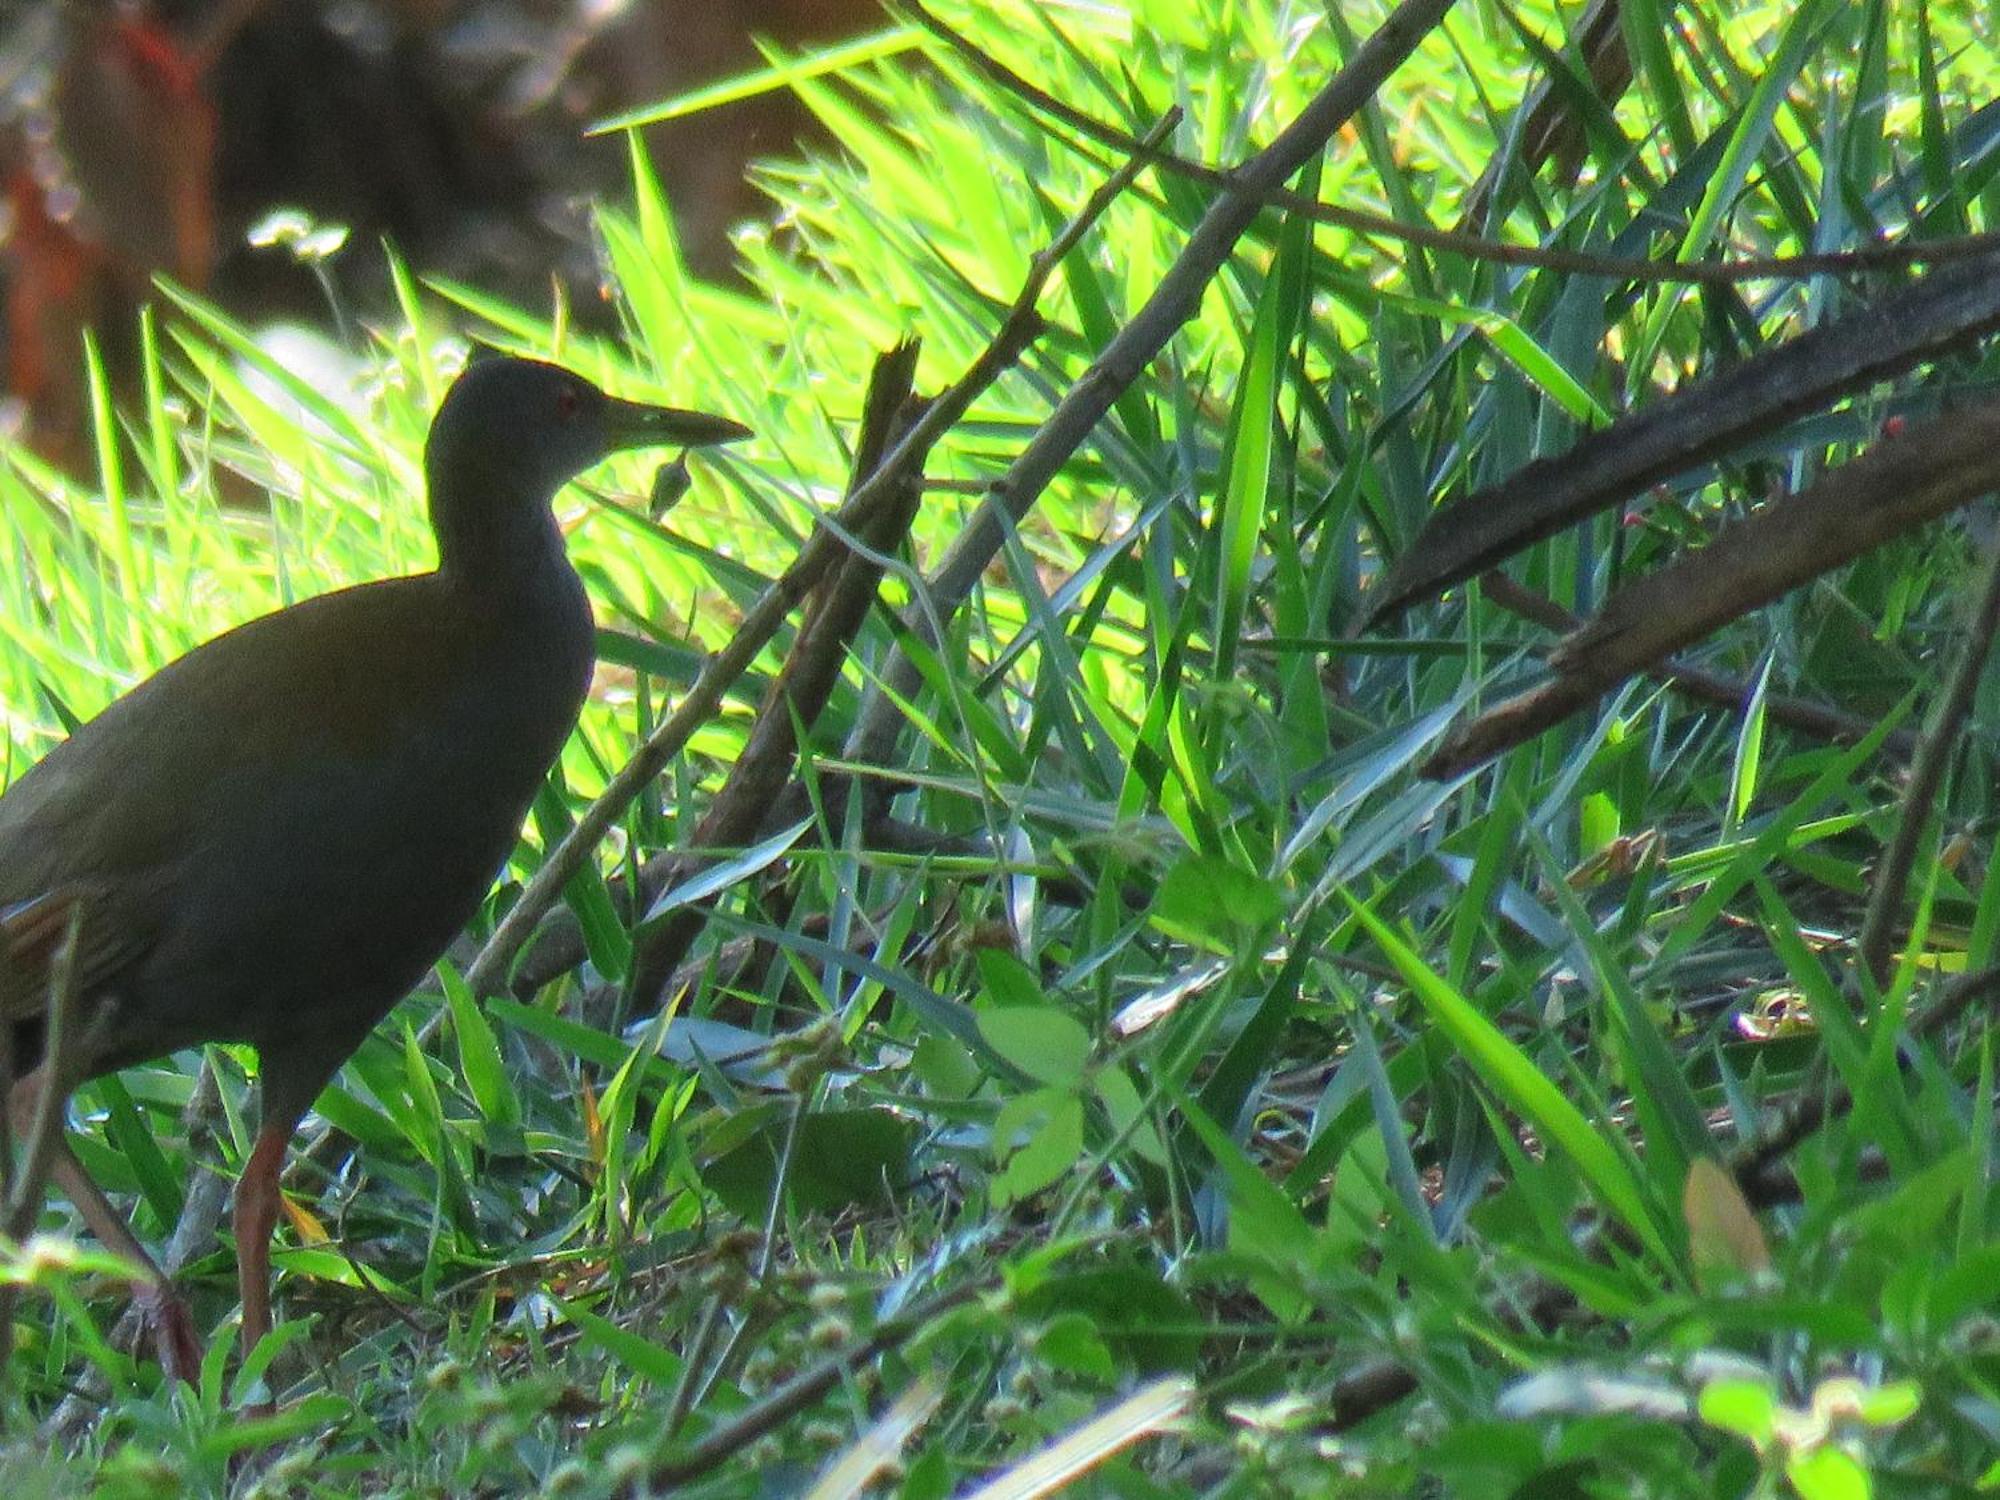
xmin=0 ymin=886 xmax=151 ymax=1028
xmin=0 ymin=577 xmax=468 ymax=1015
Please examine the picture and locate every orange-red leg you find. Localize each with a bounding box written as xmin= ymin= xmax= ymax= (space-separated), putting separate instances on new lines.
xmin=232 ymin=1121 xmax=290 ymax=1363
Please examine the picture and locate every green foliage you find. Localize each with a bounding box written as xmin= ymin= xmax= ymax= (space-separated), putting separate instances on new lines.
xmin=0 ymin=0 xmax=1997 ymax=1492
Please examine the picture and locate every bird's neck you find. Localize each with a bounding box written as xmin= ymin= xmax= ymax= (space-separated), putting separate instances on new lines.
xmin=429 ymin=480 xmax=583 ymax=616
xmin=432 ymin=493 xmax=597 ymax=720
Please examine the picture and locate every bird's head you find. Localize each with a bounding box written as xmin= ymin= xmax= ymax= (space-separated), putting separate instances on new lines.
xmin=423 ymin=356 xmax=750 ymax=576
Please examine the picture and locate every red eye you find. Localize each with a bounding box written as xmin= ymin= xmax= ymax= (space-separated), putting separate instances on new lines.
xmin=556 ymin=386 xmax=582 ymax=420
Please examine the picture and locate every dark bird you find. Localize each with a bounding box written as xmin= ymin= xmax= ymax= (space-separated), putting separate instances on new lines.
xmin=0 ymin=356 xmax=748 ymax=1382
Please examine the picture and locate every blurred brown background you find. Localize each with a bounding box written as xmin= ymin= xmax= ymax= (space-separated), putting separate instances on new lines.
xmin=0 ymin=0 xmax=884 ymax=464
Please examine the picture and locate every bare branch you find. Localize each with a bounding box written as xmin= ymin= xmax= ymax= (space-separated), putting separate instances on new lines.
xmin=1421 ymin=393 xmax=2000 ymax=777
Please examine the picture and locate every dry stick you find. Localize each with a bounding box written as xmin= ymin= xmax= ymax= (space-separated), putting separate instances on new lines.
xmin=903 ymin=0 xmax=2000 ymax=285
xmin=1479 ymin=572 xmax=1918 ymax=757
xmin=849 ymin=0 xmax=1461 ymax=771
xmin=1456 ymin=0 xmax=1628 ymax=232
xmin=1420 ymin=393 xmax=2000 ymax=779
xmin=1375 ymin=258 xmax=2000 ymax=631
xmin=622 ymin=346 xmax=931 ymax=1010
xmin=1856 ymin=536 xmax=2000 ymax=983
xmin=466 ymin=110 xmax=1181 ymax=999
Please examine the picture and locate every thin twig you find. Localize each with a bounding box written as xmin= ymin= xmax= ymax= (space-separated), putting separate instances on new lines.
xmin=1856 ymin=535 xmax=2000 ymax=982
xmin=661 ymin=1288 xmax=732 ymax=1442
xmin=1479 ymin=572 xmax=1918 ymax=757
xmin=1374 ymin=262 xmax=2000 ymax=631
xmin=467 ymin=110 xmax=1181 ymax=999
xmin=903 ymin=0 xmax=2000 ymax=285
xmin=634 ymin=1280 xmax=984 ymax=1494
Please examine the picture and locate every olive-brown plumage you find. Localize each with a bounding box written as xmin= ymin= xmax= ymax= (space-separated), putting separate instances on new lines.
xmin=0 ymin=356 xmax=747 ymax=1381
